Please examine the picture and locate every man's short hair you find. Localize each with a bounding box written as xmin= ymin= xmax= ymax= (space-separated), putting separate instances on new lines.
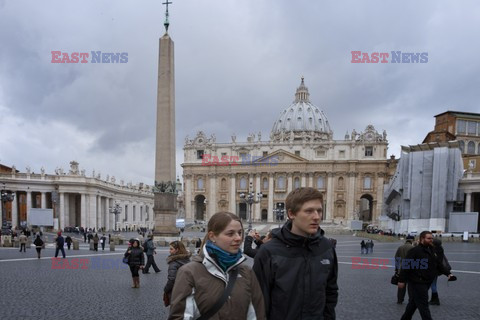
xmin=286 ymin=187 xmax=323 ymax=216
xmin=419 ymin=231 xmax=432 ymax=240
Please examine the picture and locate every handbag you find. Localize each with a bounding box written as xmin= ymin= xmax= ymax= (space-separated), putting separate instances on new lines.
xmin=122 ymin=257 xmax=129 ymax=264
xmin=391 ymin=273 xmax=399 ymax=285
xmin=197 ymin=268 xmax=239 ymax=320
xmin=163 ymin=292 xmax=170 ymax=307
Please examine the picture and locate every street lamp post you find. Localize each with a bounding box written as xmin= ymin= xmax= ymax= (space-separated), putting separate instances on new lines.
xmin=239 ymin=183 xmax=263 ymax=231
xmin=109 ymin=203 xmax=122 ymax=231
xmin=1 ymin=184 xmax=15 ymax=231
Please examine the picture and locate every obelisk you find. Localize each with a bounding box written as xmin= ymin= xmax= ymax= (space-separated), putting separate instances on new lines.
xmin=153 ymin=1 xmax=179 ymax=238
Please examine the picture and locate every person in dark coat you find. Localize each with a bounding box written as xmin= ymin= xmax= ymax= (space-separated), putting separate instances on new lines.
xmin=243 ymin=230 xmax=272 ymax=258
xmin=394 ymin=236 xmax=414 ymax=304
xmin=83 ymin=231 xmax=87 ymax=243
xmin=143 ymin=234 xmax=161 ymax=274
xmin=93 ymin=234 xmax=99 ymax=251
xmin=65 ymin=236 xmax=73 ymax=250
xmin=54 ymin=232 xmax=66 ymax=258
xmin=361 ymin=240 xmax=366 ymax=254
xmin=398 ymin=231 xmax=455 ymax=320
xmin=100 ymin=234 xmax=107 ymax=251
xmin=34 ymin=235 xmax=44 ymax=259
xmin=163 ymin=240 xmax=191 ymax=306
xmin=124 ymin=239 xmax=145 ymax=288
xmin=429 ymin=238 xmax=451 ymax=305
xmin=253 ymin=187 xmax=338 ymax=320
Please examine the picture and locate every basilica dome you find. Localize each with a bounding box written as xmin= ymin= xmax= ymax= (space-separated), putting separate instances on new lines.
xmin=271 ymin=78 xmax=332 ymax=141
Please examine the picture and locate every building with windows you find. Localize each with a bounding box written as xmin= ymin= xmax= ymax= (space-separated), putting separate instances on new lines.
xmin=423 ymin=111 xmax=480 ymax=155
xmin=0 ymin=161 xmax=154 ymax=231
xmin=181 ymin=78 xmax=395 ymax=225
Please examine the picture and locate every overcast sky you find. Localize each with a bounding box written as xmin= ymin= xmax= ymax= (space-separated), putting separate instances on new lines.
xmin=1 ymin=0 xmax=479 ymax=185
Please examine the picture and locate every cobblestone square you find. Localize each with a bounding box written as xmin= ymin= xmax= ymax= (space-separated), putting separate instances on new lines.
xmin=1 ymin=234 xmax=479 ymax=319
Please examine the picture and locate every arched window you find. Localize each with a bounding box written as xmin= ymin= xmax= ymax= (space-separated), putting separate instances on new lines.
xmin=239 ymin=177 xmax=247 ymax=189
xmin=459 ymin=141 xmax=465 ymax=153
xmin=317 ymin=176 xmax=324 ymax=189
xmin=197 ymin=178 xmax=204 ymax=190
xmin=467 ymin=141 xmax=475 ymax=154
xmin=221 ymin=178 xmax=226 ymax=190
xmin=363 ymin=176 xmax=372 ymax=190
xmin=276 ymin=176 xmax=285 ymax=189
xmin=262 ymin=178 xmax=268 ymax=190
xmin=294 ymin=177 xmax=300 ymax=189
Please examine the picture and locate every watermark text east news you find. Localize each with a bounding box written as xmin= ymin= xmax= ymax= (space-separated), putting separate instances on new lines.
xmin=51 ymin=51 xmax=128 ymax=63
xmin=351 ymin=51 xmax=428 ymax=63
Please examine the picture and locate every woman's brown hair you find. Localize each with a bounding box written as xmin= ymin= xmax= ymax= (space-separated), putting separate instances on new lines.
xmin=169 ymin=240 xmax=189 ymax=255
xmin=201 ymin=212 xmax=244 ymax=248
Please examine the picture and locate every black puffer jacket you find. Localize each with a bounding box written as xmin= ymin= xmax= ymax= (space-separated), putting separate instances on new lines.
xmin=253 ymin=220 xmax=338 ymax=320
xmin=398 ymin=243 xmax=450 ymax=284
xmin=164 ymin=253 xmax=191 ymax=297
xmin=124 ymin=247 xmax=145 ymax=266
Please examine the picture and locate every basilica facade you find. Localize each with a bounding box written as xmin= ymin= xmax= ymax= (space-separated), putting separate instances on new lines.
xmin=181 ymin=79 xmax=395 ymax=225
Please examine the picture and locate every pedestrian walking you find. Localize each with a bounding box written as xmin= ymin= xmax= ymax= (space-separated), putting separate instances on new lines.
xmin=398 ymin=231 xmax=456 ymax=320
xmin=394 ymin=236 xmax=414 ymax=304
xmin=65 ymin=235 xmax=73 ymax=250
xmin=143 ymin=234 xmax=161 ymax=274
xmin=19 ymin=232 xmax=27 ymax=252
xmin=163 ymin=241 xmax=191 ymax=307
xmin=124 ymin=239 xmax=145 ymax=288
xmin=253 ymin=187 xmax=338 ymax=320
xmin=83 ymin=231 xmax=87 ymax=243
xmin=100 ymin=234 xmax=107 ymax=250
xmin=93 ymin=234 xmax=99 ymax=251
xmin=169 ymin=212 xmax=265 ymax=319
xmin=34 ymin=235 xmax=44 ymax=259
xmin=54 ymin=232 xmax=66 ymax=258
xmin=429 ymin=238 xmax=451 ymax=306
xmin=369 ymin=240 xmax=374 ymax=254
xmin=360 ymin=240 xmax=366 ymax=254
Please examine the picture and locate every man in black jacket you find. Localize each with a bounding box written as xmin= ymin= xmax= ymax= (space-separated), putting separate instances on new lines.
xmin=253 ymin=187 xmax=338 ymax=320
xmin=398 ymin=231 xmax=455 ymax=320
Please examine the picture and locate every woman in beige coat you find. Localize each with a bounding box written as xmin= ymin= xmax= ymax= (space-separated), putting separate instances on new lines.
xmin=169 ymin=212 xmax=265 ymax=320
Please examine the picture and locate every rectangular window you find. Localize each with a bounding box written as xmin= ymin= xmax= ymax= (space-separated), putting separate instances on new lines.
xmin=316 ymin=150 xmax=326 ymax=158
xmin=133 ymin=206 xmax=136 ymax=221
xmin=263 ymin=151 xmax=268 ymax=157
xmin=365 ymin=146 xmax=373 ymax=157
xmin=339 ymin=150 xmax=345 ymax=159
xmin=295 ymin=151 xmax=300 ymax=156
xmin=364 ymin=177 xmax=372 ymax=189
xmin=197 ymin=150 xmax=204 ymax=160
xmin=467 ymin=121 xmax=477 ymax=135
xmin=456 ymin=120 xmax=466 ymax=134
xmin=221 ymin=152 xmax=227 ymax=157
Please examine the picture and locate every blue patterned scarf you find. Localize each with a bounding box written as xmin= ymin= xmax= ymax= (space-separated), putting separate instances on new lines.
xmin=205 ymin=240 xmax=242 ymax=272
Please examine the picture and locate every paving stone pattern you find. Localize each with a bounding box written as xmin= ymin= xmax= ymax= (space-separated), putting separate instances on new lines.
xmin=0 ymin=235 xmax=479 ymax=319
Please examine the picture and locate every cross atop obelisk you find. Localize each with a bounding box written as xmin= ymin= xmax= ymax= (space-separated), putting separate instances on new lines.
xmin=162 ymin=0 xmax=172 ymax=33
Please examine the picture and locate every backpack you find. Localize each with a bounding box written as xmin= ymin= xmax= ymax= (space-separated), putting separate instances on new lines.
xmin=143 ymin=240 xmax=149 ymax=253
